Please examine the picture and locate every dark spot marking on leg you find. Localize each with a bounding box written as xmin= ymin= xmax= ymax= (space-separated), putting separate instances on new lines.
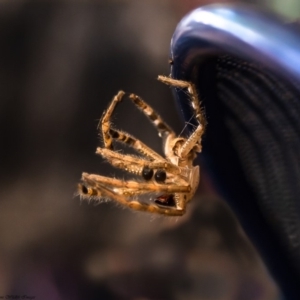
xmin=110 ymin=129 xmax=119 ymax=138
xmin=124 ymin=136 xmax=135 ymax=145
xmin=130 ymin=95 xmax=146 ymax=108
xmin=81 ymin=185 xmax=88 ymax=194
xmin=148 ymin=111 xmax=158 ymax=121
xmin=157 ymin=122 xmax=170 ymax=132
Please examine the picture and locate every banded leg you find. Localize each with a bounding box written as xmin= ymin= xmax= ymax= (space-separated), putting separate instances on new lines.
xmin=129 ymin=94 xmax=175 ymax=138
xmin=78 ymin=177 xmax=186 ymax=216
xmin=96 ymin=147 xmax=181 ymax=175
xmin=109 ymin=128 xmax=164 ymax=161
xmin=158 ymin=75 xmax=207 ymax=129
xmin=158 ymin=75 xmax=206 ymax=157
xmin=179 ymin=125 xmax=204 ymax=157
xmin=80 ymin=173 xmax=191 ymax=194
xmin=100 ymin=91 xmax=125 ymax=149
xmin=99 ymin=91 xmax=168 ymax=160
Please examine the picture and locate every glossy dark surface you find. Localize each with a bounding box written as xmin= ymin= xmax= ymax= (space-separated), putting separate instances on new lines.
xmin=171 ymin=4 xmax=300 ymax=81
xmin=170 ymin=4 xmax=300 ymax=300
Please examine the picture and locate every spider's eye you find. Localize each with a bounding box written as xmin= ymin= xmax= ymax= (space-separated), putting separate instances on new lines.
xmin=154 ymin=169 xmax=166 ymax=183
xmin=142 ymin=167 xmax=153 ymax=180
xmin=81 ymin=185 xmax=88 ymax=194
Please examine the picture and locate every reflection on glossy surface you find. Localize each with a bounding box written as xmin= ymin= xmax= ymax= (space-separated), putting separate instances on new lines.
xmin=171 ymin=4 xmax=300 ymax=80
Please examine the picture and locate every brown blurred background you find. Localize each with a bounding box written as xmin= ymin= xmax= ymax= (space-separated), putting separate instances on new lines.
xmin=0 ymin=0 xmax=296 ymax=299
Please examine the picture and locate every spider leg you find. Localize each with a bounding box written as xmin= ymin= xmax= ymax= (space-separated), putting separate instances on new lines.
xmin=158 ymin=75 xmax=207 ymax=129
xmin=108 ymin=128 xmax=164 ymax=161
xmin=129 ymin=93 xmax=175 ymax=138
xmin=179 ymin=125 xmax=204 ymax=157
xmin=158 ymin=75 xmax=206 ymax=157
xmin=100 ymin=91 xmax=125 ymax=149
xmin=96 ymin=147 xmax=181 ymax=175
xmin=81 ymin=173 xmax=191 ymax=193
xmin=78 ymin=176 xmax=186 ymax=216
xmin=100 ymin=91 xmax=173 ymax=158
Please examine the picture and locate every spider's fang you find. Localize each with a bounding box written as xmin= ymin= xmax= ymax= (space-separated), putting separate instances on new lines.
xmin=155 ymin=194 xmax=175 ymax=207
xmin=154 ymin=169 xmax=166 ymax=183
xmin=142 ymin=167 xmax=153 ymax=181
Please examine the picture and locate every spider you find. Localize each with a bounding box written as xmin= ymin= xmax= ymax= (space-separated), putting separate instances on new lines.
xmin=77 ymin=76 xmax=206 ymax=216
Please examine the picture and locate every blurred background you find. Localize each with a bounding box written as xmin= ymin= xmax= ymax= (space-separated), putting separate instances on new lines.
xmin=0 ymin=0 xmax=299 ymax=299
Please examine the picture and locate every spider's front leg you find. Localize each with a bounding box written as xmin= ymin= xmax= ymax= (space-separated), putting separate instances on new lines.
xmin=158 ymin=75 xmax=207 ymax=128
xmin=158 ymin=76 xmax=206 ymax=157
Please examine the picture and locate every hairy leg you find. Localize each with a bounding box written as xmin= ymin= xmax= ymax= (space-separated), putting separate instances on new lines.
xmin=100 ymin=91 xmax=125 ymax=149
xmin=129 ymin=93 xmax=175 ymax=138
xmin=158 ymin=75 xmax=206 ymax=158
xmin=158 ymin=75 xmax=207 ymax=129
xmin=80 ymin=173 xmax=191 ymax=194
xmin=108 ymin=128 xmax=164 ymax=161
xmin=78 ymin=177 xmax=186 ymax=216
xmin=96 ymin=147 xmax=180 ymax=175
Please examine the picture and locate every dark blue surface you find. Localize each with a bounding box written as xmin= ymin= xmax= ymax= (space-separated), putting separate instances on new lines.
xmin=171 ymin=4 xmax=300 ymax=81
xmin=170 ymin=4 xmax=300 ymax=299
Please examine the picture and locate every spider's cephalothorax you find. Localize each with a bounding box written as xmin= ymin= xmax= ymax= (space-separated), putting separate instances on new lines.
xmin=77 ymin=76 xmax=206 ymax=216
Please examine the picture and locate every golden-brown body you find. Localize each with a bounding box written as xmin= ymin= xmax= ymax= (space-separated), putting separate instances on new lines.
xmin=78 ymin=76 xmax=206 ymax=216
